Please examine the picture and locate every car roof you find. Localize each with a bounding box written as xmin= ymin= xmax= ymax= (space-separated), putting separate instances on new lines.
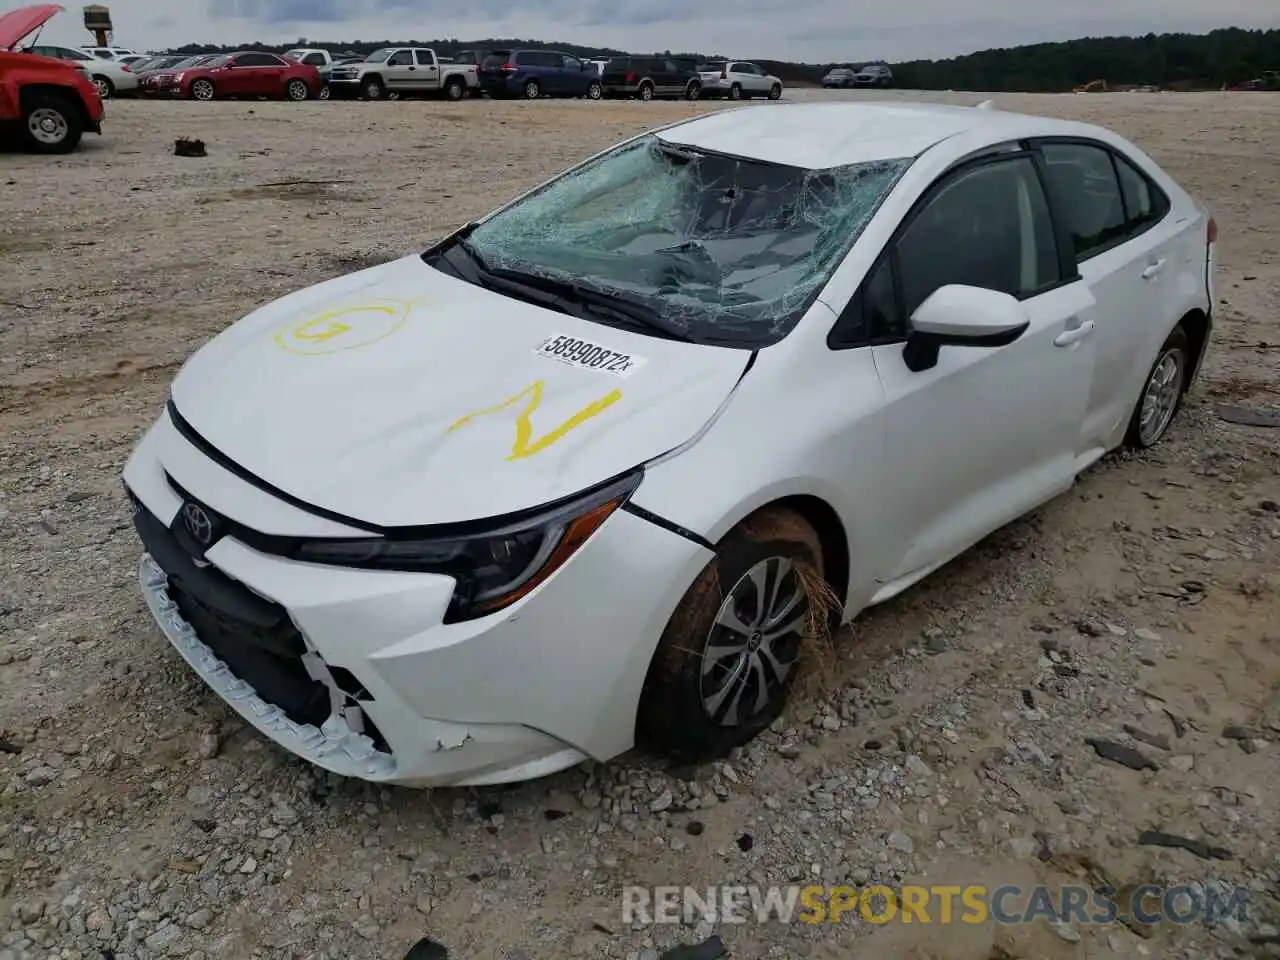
xmin=656 ymin=101 xmax=1072 ymax=169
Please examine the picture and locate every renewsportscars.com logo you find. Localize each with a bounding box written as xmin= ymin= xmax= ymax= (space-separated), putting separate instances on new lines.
xmin=622 ymin=883 xmax=1252 ymax=927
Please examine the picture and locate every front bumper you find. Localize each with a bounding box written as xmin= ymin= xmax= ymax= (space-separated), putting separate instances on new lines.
xmin=123 ymin=410 xmax=711 ymax=787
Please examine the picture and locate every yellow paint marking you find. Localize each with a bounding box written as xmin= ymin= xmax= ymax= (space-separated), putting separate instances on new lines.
xmin=274 ymin=300 xmax=418 ymax=355
xmin=446 ymin=379 xmax=622 ymax=461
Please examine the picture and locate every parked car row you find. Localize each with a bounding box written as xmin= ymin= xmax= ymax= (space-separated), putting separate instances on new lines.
xmin=822 ymin=63 xmax=894 ymax=88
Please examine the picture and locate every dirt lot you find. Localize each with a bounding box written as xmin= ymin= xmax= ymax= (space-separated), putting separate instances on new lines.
xmin=0 ymin=89 xmax=1278 ymax=960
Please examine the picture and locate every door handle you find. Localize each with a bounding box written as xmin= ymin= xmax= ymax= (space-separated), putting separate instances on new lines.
xmin=1141 ymin=257 xmax=1166 ymax=280
xmin=1053 ymin=319 xmax=1095 ymax=347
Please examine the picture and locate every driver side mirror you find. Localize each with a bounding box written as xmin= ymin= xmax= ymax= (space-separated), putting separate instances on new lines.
xmin=902 ymin=284 xmax=1030 ymax=373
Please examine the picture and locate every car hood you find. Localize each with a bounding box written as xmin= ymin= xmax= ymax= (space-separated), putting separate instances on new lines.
xmin=0 ymin=3 xmax=61 ymax=49
xmin=170 ymin=254 xmax=752 ymax=527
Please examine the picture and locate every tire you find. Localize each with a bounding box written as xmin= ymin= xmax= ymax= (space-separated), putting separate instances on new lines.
xmin=768 ymin=83 xmax=782 ymax=100
xmin=638 ymin=81 xmax=654 ymax=101
xmin=443 ymin=77 xmax=466 ymax=101
xmin=523 ymin=79 xmax=540 ymax=99
xmin=878 ymin=77 xmax=891 ymax=88
xmin=92 ymin=75 xmax=114 ymax=100
xmin=728 ymin=83 xmax=742 ymax=101
xmin=586 ymin=80 xmax=602 ymax=100
xmin=318 ymin=84 xmax=331 ymax=100
xmin=286 ymin=78 xmax=309 ymax=101
xmin=190 ymin=78 xmax=215 ymax=101
xmin=1124 ymin=325 xmax=1190 ymax=449
xmin=362 ymin=77 xmax=385 ymax=100
xmin=20 ymin=93 xmax=83 ymax=154
xmin=685 ymin=81 xmax=701 ymax=101
xmin=636 ymin=507 xmax=829 ymax=761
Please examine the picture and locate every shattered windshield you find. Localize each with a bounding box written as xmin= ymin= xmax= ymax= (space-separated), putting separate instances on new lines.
xmin=458 ymin=135 xmax=910 ymax=346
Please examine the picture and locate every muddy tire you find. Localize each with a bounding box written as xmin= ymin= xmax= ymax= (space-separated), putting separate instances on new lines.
xmin=20 ymin=92 xmax=83 ymax=154
xmin=1125 ymin=324 xmax=1190 ymax=449
xmin=636 ymin=507 xmax=828 ymax=761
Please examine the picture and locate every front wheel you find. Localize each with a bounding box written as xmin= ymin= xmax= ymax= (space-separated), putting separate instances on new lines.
xmin=286 ymin=78 xmax=309 ymax=101
xmin=190 ymin=79 xmax=215 ymax=101
xmin=768 ymin=83 xmax=782 ymax=100
xmin=362 ymin=77 xmax=385 ymax=100
xmin=636 ymin=508 xmax=830 ymax=761
xmin=20 ymin=93 xmax=83 ymax=154
xmin=1125 ymin=325 xmax=1190 ymax=448
xmin=586 ymin=80 xmax=602 ymax=100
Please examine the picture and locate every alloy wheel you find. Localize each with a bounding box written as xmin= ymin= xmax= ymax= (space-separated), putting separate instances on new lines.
xmin=700 ymin=556 xmax=808 ymax=727
xmin=1138 ymin=347 xmax=1185 ymax=445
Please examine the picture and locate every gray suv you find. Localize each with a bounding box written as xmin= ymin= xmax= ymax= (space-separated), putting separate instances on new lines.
xmin=853 ymin=63 xmax=893 ymax=87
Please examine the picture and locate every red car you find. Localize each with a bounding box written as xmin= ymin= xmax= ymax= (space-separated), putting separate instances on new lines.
xmin=150 ymin=50 xmax=322 ymax=101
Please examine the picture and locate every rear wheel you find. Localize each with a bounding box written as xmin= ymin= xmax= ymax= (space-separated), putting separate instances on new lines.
xmin=190 ymin=78 xmax=215 ymax=101
xmin=586 ymin=80 xmax=602 ymax=100
xmin=637 ymin=80 xmax=654 ymax=101
xmin=92 ymin=75 xmax=114 ymax=100
xmin=286 ymin=78 xmax=309 ymax=101
xmin=443 ymin=77 xmax=466 ymax=101
xmin=20 ymin=93 xmax=82 ymax=154
xmin=637 ymin=507 xmax=829 ymax=761
xmin=685 ymin=81 xmax=702 ymax=100
xmin=1125 ymin=325 xmax=1190 ymax=448
xmin=523 ymin=79 xmax=540 ymax=99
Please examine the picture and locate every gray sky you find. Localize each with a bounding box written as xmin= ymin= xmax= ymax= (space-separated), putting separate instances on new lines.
xmin=38 ymin=0 xmax=1280 ymax=61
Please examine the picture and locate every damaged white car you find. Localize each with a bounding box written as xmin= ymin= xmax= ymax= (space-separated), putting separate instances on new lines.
xmin=124 ymin=102 xmax=1215 ymax=787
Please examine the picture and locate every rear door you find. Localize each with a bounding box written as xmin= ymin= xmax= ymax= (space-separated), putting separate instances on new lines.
xmin=413 ymin=49 xmax=439 ymax=90
xmin=1034 ymin=139 xmax=1183 ymax=460
xmin=861 ymin=152 xmax=1096 ymax=581
xmin=230 ymin=52 xmax=288 ymax=96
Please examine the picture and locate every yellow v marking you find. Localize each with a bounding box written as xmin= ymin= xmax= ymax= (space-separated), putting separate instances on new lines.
xmin=446 ymin=379 xmax=622 ymax=461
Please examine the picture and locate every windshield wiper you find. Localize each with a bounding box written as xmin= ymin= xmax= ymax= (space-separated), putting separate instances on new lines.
xmin=488 ymin=267 xmax=696 ymax=343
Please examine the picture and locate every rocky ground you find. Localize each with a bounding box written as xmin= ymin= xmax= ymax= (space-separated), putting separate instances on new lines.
xmin=0 ymin=90 xmax=1277 ymax=960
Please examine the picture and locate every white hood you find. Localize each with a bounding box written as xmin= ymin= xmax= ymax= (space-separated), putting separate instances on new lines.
xmin=170 ymin=255 xmax=750 ymax=527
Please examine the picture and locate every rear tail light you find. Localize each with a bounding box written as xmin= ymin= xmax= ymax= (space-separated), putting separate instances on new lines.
xmin=720 ymin=67 xmax=727 ymax=79
xmin=625 ymin=72 xmax=635 ymax=83
xmin=500 ymin=63 xmax=516 ymax=72
xmin=1207 ymin=216 xmax=1218 ymax=244
xmin=121 ymin=64 xmax=131 ymax=72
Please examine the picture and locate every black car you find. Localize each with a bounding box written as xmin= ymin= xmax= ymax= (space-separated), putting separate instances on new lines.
xmin=600 ymin=55 xmax=701 ymax=100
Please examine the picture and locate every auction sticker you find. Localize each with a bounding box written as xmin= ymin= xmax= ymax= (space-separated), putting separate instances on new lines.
xmin=534 ymin=333 xmax=648 ymax=378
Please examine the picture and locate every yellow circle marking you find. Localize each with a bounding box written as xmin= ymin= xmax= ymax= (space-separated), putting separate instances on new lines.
xmin=274 ymin=301 xmax=412 ymax=355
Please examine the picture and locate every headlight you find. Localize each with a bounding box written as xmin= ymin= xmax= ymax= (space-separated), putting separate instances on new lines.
xmin=173 ymin=72 xmax=184 ymax=83
xmin=291 ymin=469 xmax=642 ymax=622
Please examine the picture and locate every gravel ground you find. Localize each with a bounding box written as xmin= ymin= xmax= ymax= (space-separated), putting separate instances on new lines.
xmin=0 ymin=89 xmax=1278 ymax=960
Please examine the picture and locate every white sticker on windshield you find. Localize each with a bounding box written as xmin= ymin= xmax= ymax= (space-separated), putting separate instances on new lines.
xmin=533 ymin=334 xmax=649 ymax=378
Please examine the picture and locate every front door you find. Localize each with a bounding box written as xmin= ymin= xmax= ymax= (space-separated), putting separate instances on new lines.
xmin=384 ymin=49 xmax=416 ymax=91
xmin=866 ymin=153 xmax=1097 ymax=584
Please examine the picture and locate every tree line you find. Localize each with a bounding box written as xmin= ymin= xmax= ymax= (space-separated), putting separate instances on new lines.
xmin=167 ymin=26 xmax=1280 ymax=91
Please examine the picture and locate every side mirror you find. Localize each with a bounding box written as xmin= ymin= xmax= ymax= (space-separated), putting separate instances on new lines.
xmin=902 ymin=284 xmax=1030 ymax=372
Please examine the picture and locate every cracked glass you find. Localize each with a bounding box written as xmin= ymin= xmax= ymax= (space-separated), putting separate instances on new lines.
xmin=463 ymin=135 xmax=911 ymax=346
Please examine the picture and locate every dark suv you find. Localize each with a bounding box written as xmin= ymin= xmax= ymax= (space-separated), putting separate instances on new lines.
xmin=478 ymin=49 xmax=602 ymax=99
xmin=600 ymin=55 xmax=700 ymax=100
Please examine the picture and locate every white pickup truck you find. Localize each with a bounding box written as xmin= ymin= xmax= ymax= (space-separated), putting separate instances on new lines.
xmin=326 ymin=48 xmax=477 ymax=101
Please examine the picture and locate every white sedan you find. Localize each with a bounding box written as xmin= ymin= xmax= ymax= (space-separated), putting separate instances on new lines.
xmin=123 ymin=102 xmax=1215 ymax=787
xmin=26 ymin=43 xmax=137 ymax=98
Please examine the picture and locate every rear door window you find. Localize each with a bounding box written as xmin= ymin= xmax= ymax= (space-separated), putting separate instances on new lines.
xmin=1113 ymin=153 xmax=1170 ymax=235
xmin=1039 ymin=142 xmax=1128 ymax=261
xmin=415 ymin=50 xmax=435 ymax=66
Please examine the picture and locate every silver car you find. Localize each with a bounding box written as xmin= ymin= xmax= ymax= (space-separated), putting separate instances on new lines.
xmin=697 ymin=61 xmax=783 ymax=100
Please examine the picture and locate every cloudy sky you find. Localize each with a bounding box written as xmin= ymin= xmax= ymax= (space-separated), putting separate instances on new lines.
xmin=37 ymin=0 xmax=1280 ymax=61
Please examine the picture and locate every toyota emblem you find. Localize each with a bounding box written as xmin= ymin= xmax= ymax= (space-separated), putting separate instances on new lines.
xmin=182 ymin=501 xmax=215 ymax=547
